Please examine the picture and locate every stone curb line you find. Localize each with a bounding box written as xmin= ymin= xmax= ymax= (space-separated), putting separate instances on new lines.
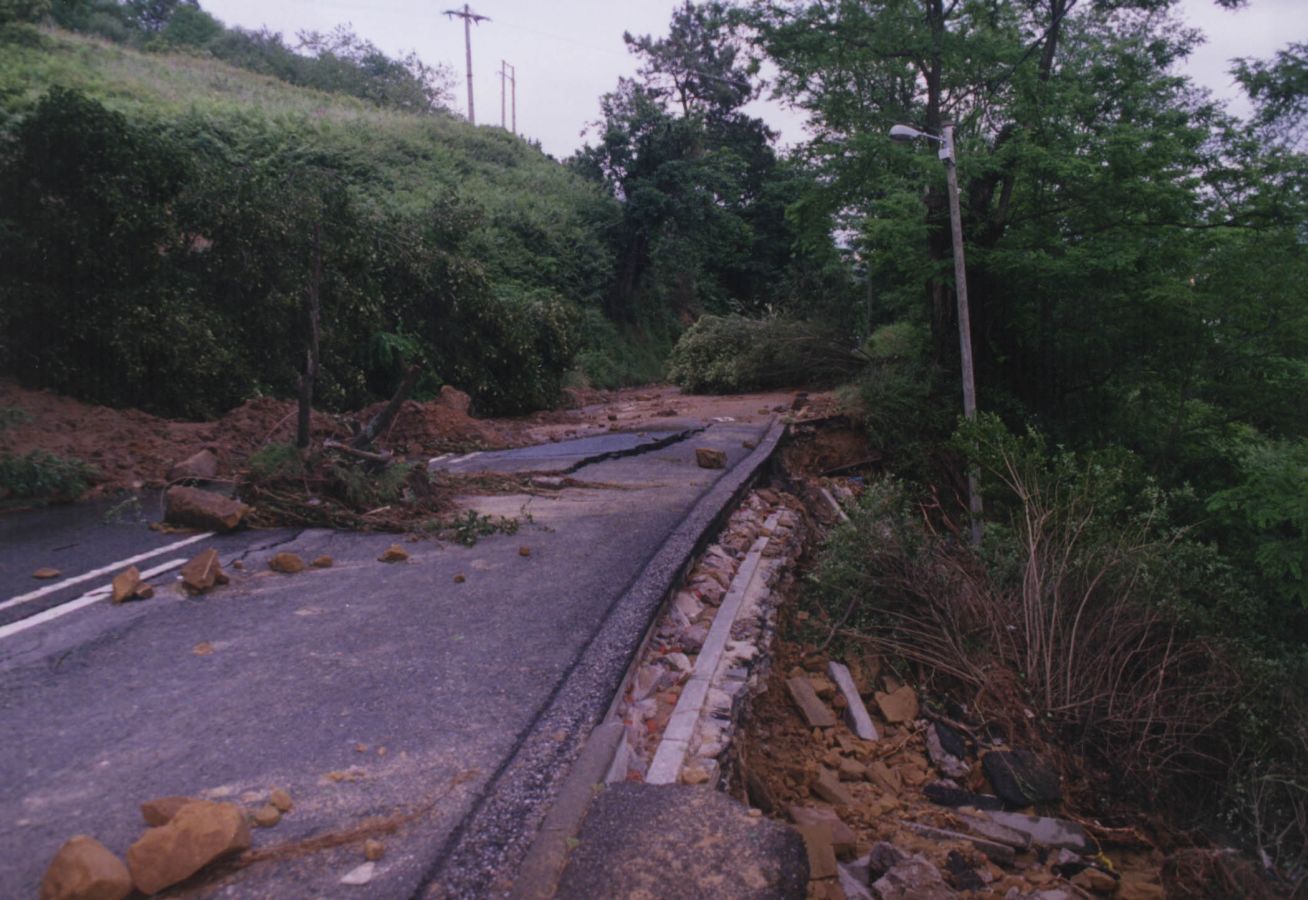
xmin=495 ymin=418 xmax=788 ymax=900
xmin=643 ymin=510 xmax=782 ymax=785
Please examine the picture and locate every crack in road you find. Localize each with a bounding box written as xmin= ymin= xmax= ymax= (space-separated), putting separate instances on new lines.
xmin=559 ymin=426 xmax=706 ymax=476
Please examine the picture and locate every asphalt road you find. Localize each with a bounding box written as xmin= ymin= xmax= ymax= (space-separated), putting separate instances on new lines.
xmin=0 ymin=420 xmax=779 ymax=898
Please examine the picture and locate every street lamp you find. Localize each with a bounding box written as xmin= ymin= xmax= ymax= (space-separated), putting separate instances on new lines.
xmin=890 ymin=122 xmax=983 ymax=546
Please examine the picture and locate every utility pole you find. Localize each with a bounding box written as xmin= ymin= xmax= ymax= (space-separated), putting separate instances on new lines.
xmin=499 ymin=60 xmax=516 ymax=133
xmin=940 ymin=123 xmax=984 ymax=547
xmin=443 ymin=4 xmax=489 ymax=125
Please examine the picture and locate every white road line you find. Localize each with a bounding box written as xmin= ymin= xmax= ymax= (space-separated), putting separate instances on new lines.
xmin=429 ymin=454 xmax=452 ymax=465
xmin=449 ymin=451 xmax=482 ymax=465
xmin=0 ymin=557 xmax=189 ymax=641
xmin=0 ymin=532 xmax=213 ymax=613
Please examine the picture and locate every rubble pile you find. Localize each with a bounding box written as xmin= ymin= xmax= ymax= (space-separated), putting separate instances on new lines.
xmin=737 ymin=645 xmax=1176 ymax=900
xmin=610 ymin=489 xmax=809 ymax=786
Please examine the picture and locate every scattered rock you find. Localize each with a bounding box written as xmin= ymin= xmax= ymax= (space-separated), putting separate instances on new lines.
xmin=954 ymin=812 xmax=1032 ymax=849
xmin=901 ymin=821 xmax=1015 ymax=865
xmin=168 ymin=449 xmax=219 ymax=482
xmin=789 ymin=806 xmax=857 ymax=859
xmin=868 ymin=761 xmax=903 ymax=795
xmin=33 ymin=567 xmax=61 ymax=579
xmin=377 ymin=545 xmax=408 ymax=563
xmin=926 ymin=723 xmax=970 ymax=778
xmin=339 ymin=862 xmax=376 ymax=886
xmin=363 ymin=839 xmax=385 ymax=862
xmin=164 ymin=486 xmax=249 ymax=532
xmin=797 ymin=823 xmax=838 ymax=881
xmin=110 ymin=566 xmax=142 ymax=604
xmin=743 ymin=440 xmax=758 ymax=450
xmin=982 ymin=749 xmax=1062 ymax=807
xmin=268 ymin=552 xmax=306 ymax=574
xmin=875 ymin=685 xmax=919 ymax=723
xmin=871 ymin=853 xmax=956 ymax=900
xmin=695 ymin=447 xmax=728 ymax=469
xmin=453 ymin=573 xmax=466 ymax=583
xmin=923 ymin=781 xmax=1003 ymax=810
xmin=866 ymin=842 xmax=907 ymax=880
xmin=518 ymin=546 xmax=532 ymax=557
xmin=943 ymin=850 xmax=986 ymax=892
xmin=139 ymin=796 xmax=195 ymax=827
xmin=1072 ymin=867 xmax=1119 ymax=894
xmin=126 ymin=800 xmax=251 ymax=895
xmin=787 ymin=676 xmax=837 ymax=728
xmin=269 ymin=789 xmax=293 ymax=812
xmin=828 ymin=661 xmax=879 ymax=741
xmin=179 ymin=549 xmax=228 ymax=594
xmin=812 ymin=769 xmax=855 ymax=807
xmin=838 ymin=758 xmax=868 ymax=782
xmin=311 ymin=555 xmax=334 ymax=569
xmin=681 ymin=764 xmax=711 ymax=785
xmin=135 ymin=583 xmax=154 ymax=599
xmin=251 ymin=805 xmax=281 ymax=827
xmin=40 ymin=835 xmax=132 ymax=900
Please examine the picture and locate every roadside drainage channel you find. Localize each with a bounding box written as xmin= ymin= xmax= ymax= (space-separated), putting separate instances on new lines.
xmin=507 ymin=478 xmax=809 ymax=900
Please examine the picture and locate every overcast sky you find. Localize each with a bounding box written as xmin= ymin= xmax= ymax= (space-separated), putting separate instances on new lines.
xmin=201 ymin=0 xmax=1306 ymax=159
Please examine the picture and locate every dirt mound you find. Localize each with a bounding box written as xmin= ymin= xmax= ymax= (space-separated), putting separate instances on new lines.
xmin=356 ymin=398 xmax=510 ymax=455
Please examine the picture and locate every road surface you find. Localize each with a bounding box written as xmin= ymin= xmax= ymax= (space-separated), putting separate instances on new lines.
xmin=0 ymin=418 xmax=780 ymax=898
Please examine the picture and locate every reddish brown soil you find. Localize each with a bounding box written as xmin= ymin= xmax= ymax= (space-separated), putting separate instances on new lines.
xmin=0 ymin=380 xmax=838 ymax=500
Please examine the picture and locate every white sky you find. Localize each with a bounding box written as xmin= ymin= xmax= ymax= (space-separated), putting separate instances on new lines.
xmin=200 ymin=0 xmax=1306 ymax=159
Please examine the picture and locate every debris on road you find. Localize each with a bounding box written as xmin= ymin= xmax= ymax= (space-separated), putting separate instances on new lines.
xmin=694 ymin=447 xmax=727 ymax=469
xmin=268 ymin=789 xmax=293 ymax=813
xmin=377 ymin=545 xmax=408 ymax=563
xmin=267 ymin=552 xmax=306 ymax=574
xmin=40 ymin=835 xmax=131 ymax=900
xmin=179 ymin=549 xmax=228 ymax=594
xmin=192 ymin=642 xmax=214 ymax=656
xmin=164 ymin=486 xmax=249 ymax=532
xmin=110 ymin=566 xmax=141 ymax=604
xmin=33 ymin=567 xmax=61 ymax=579
xmin=251 ymin=805 xmax=281 ymax=828
xmin=311 ymin=555 xmax=333 ymax=568
xmin=363 ymin=839 xmax=385 ymax=861
xmin=125 ymin=799 xmax=250 ymax=895
xmin=139 ymin=796 xmax=194 ymax=827
xmin=339 ymin=862 xmax=376 ymax=886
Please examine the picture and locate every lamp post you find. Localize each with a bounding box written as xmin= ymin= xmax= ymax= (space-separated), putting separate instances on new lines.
xmin=889 ymin=123 xmax=983 ymax=546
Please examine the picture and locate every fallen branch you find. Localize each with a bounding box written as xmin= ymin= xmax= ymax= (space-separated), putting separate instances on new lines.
xmin=323 ymin=439 xmax=394 ymax=465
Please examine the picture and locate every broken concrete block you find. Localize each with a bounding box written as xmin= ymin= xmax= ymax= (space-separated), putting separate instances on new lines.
xmin=787 ymin=676 xmax=836 ymax=728
xmin=40 ymin=835 xmax=131 ymax=900
xmin=955 ymin=812 xmax=1032 ymax=849
xmin=789 ymin=806 xmax=857 ymax=859
xmin=980 ymin=810 xmax=1093 ymax=853
xmin=828 ymin=661 xmax=879 ymax=741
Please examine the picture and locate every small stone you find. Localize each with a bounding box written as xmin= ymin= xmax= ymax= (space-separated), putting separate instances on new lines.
xmin=134 ymin=584 xmax=154 ymax=599
xmin=665 ymin=652 xmax=692 ymax=673
xmin=125 ymin=800 xmax=251 ymax=895
xmin=269 ymin=789 xmax=293 ymax=812
xmin=743 ymin=440 xmax=758 ymax=449
xmin=192 ymin=641 xmax=214 ymax=656
xmin=838 ymin=758 xmax=868 ymax=782
xmin=311 ymin=555 xmax=334 ymax=569
xmin=339 ymin=862 xmax=376 ymax=886
xmin=110 ymin=566 xmax=141 ymax=604
xmin=40 ymin=835 xmax=132 ymax=900
xmin=268 ymin=552 xmax=305 ymax=574
xmin=812 ymin=769 xmax=855 ymax=807
xmin=453 ymin=574 xmax=466 ymax=583
xmin=519 ymin=546 xmax=531 ymax=557
xmin=681 ymin=765 xmax=710 ymax=785
xmin=695 ymin=447 xmax=727 ymax=469
xmin=33 ymin=567 xmax=61 ymax=579
xmin=251 ymin=805 xmax=281 ymax=827
xmin=179 ymin=549 xmax=227 ymax=595
xmin=140 ymin=796 xmax=195 ymax=827
xmin=232 ymin=559 xmax=244 ymax=570
xmin=874 ymin=685 xmax=919 ymax=723
xmin=378 ymin=545 xmax=408 ymax=563
xmin=363 ymin=840 xmax=385 ymax=861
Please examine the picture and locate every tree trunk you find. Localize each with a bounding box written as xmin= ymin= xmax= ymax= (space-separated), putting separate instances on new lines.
xmin=296 ymin=223 xmax=322 ymax=450
xmin=351 ymin=364 xmax=422 ymax=450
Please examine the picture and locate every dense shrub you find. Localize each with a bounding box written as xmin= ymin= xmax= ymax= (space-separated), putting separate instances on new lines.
xmin=667 ymin=314 xmax=861 ymax=394
xmin=0 ymin=450 xmax=97 ymax=503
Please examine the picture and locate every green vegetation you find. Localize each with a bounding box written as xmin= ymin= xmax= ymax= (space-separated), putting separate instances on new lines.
xmin=0 ymin=450 xmax=98 ymax=504
xmin=667 ymin=315 xmax=859 ymax=393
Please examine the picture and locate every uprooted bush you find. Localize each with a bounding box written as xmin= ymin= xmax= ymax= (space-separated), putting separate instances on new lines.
xmin=0 ymin=450 xmax=98 ymax=505
xmin=805 ymin=415 xmax=1306 ymax=876
xmin=667 ymin=315 xmax=862 ymax=394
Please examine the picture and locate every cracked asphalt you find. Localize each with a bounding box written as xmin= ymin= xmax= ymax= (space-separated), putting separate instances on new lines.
xmin=0 ymin=420 xmax=780 ymax=898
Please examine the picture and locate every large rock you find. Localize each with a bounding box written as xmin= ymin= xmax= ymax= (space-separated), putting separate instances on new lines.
xmin=555 ymin=783 xmax=808 ymax=899
xmin=40 ymin=836 xmax=131 ymax=900
xmin=870 ymin=854 xmax=956 ymax=900
xmin=110 ymin=567 xmax=141 ymax=605
xmin=926 ymin=723 xmax=970 ymax=778
xmin=168 ymin=449 xmax=219 ymax=483
xmin=437 ymin=385 xmax=472 ymax=415
xmin=788 ymin=806 xmax=857 ymax=859
xmin=179 ymin=549 xmax=228 ymax=595
xmin=787 ymin=676 xmax=836 ymax=728
xmin=164 ymin=486 xmax=249 ymax=533
xmin=139 ymin=796 xmax=196 ymax=827
xmin=982 ymin=749 xmax=1061 ymax=807
xmin=126 ymin=800 xmax=250 ymax=894
xmin=874 ymin=686 xmax=919 ymax=723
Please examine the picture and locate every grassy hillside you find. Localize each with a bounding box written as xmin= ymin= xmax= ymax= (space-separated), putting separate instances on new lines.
xmin=0 ymin=26 xmax=628 ymax=416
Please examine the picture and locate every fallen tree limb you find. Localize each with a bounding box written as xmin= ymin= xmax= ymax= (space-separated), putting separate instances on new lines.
xmin=352 ymin=364 xmax=421 ymax=450
xmin=323 ymin=439 xmax=393 ymax=464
